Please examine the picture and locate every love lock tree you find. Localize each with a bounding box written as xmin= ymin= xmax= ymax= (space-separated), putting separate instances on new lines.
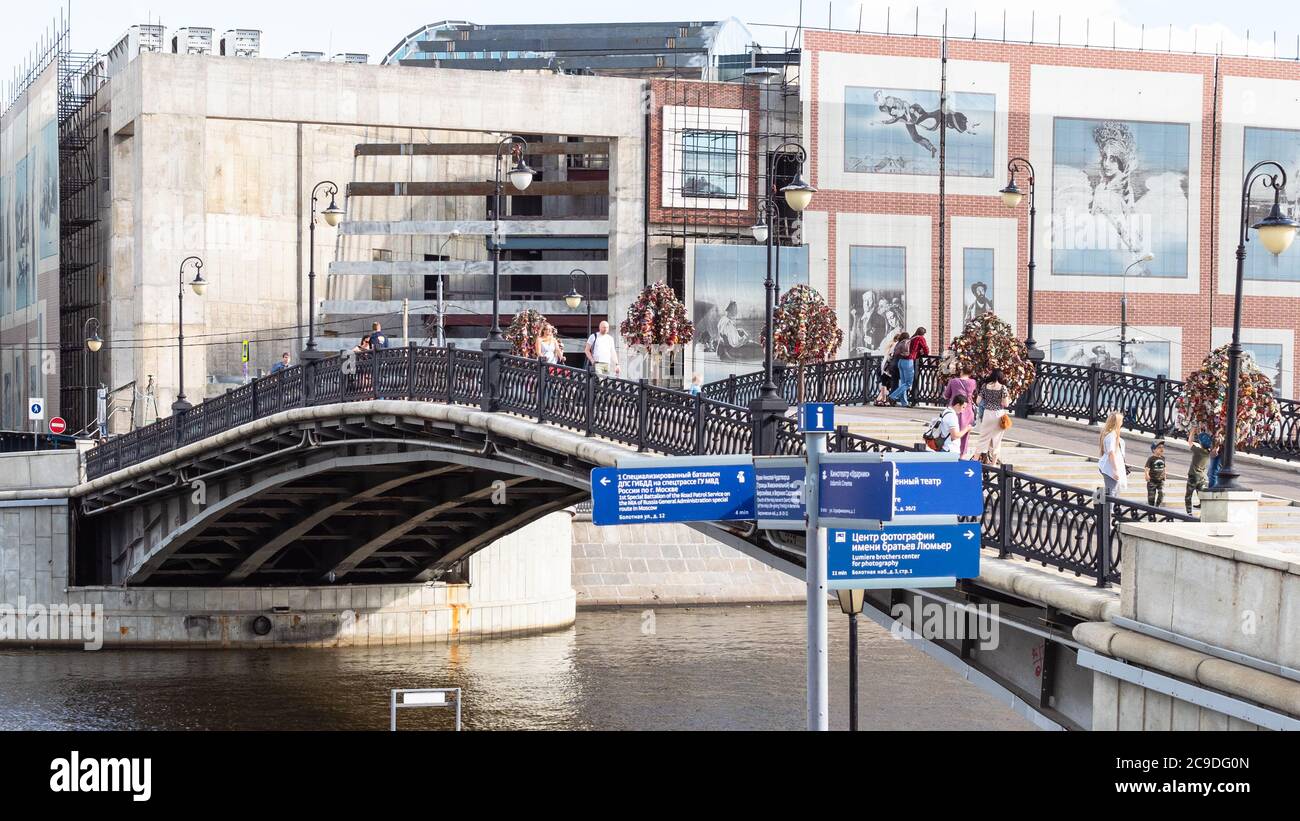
xmin=764 ymin=284 xmax=843 ymax=405
xmin=505 ymin=308 xmax=561 ymax=359
xmin=619 ymin=281 xmax=694 ymax=386
xmin=948 ymin=312 xmax=1036 ymax=404
xmin=1178 ymin=344 xmax=1281 ymax=455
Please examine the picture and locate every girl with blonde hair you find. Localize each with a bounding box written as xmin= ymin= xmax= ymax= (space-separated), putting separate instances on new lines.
xmin=1098 ymin=411 xmax=1128 ymax=497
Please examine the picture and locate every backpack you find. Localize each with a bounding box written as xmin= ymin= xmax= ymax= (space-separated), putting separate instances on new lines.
xmin=923 ymin=409 xmax=956 ymax=452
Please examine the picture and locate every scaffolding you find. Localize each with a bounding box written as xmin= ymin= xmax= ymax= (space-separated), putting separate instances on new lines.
xmin=57 ymin=48 xmax=108 ymax=433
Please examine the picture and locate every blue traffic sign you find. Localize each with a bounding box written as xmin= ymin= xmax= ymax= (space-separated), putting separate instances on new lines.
xmin=755 ymin=459 xmax=805 ymax=529
xmin=800 ymin=403 xmax=835 ymax=433
xmin=818 ymin=459 xmax=895 ymax=524
xmin=591 ymin=460 xmax=755 ymax=526
xmin=828 ymin=523 xmax=981 ymax=587
xmin=892 ymin=461 xmax=984 ymax=517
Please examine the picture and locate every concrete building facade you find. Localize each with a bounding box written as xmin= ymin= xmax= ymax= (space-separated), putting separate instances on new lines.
xmin=90 ymin=53 xmax=645 ymax=429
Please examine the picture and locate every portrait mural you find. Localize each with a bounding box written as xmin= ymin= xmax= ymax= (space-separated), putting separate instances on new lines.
xmin=693 ymin=243 xmax=809 ymax=383
xmin=39 ymin=120 xmax=58 ymax=260
xmin=1050 ymin=338 xmax=1172 ymax=378
xmin=847 ymin=246 xmax=907 ymax=358
xmin=844 ymin=86 xmax=995 ymax=177
xmin=1051 ymin=117 xmax=1190 ymax=278
xmin=1243 ymin=127 xmax=1300 ymax=282
xmin=962 ymin=247 xmax=995 ymax=326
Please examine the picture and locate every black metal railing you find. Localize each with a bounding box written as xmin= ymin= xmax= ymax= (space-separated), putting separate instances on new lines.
xmin=86 ymin=343 xmax=1208 ymax=587
xmin=704 ymin=354 xmax=1300 ymax=463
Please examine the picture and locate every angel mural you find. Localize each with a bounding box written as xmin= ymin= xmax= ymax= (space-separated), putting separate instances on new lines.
xmin=844 ymin=86 xmax=996 ymax=177
xmin=1052 ymin=118 xmax=1189 ymax=278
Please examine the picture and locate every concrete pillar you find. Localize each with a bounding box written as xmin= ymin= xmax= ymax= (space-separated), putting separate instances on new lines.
xmin=1198 ymin=489 xmax=1259 ymax=543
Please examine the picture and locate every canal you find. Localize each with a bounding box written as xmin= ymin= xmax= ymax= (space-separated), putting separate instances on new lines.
xmin=0 ymin=605 xmax=1034 ymax=730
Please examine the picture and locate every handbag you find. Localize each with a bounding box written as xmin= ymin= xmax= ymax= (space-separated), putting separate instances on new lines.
xmin=998 ymin=413 xmax=1013 ymax=431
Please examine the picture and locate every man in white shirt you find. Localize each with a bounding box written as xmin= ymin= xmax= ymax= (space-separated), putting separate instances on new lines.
xmin=937 ymin=395 xmax=972 ymax=454
xmin=585 ymin=321 xmax=620 ymax=377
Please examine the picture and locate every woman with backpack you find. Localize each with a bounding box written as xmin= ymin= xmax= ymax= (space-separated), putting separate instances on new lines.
xmin=971 ymin=368 xmax=1012 ymax=466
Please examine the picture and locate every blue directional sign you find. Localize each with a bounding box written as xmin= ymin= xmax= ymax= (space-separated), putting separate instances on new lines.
xmin=818 ymin=460 xmax=895 ymax=525
xmin=892 ymin=461 xmax=984 ymax=517
xmin=591 ymin=459 xmax=755 ymax=526
xmin=828 ymin=523 xmax=982 ymax=588
xmin=800 ymin=403 xmax=835 ymax=433
xmin=755 ymin=458 xmax=805 ymax=530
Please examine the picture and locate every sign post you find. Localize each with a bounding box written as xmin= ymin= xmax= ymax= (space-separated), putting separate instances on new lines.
xmin=800 ymin=402 xmax=834 ymax=732
xmin=28 ymin=398 xmax=44 ymax=451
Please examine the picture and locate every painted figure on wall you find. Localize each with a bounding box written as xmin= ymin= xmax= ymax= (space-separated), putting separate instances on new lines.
xmin=848 ymin=246 xmax=907 ymax=357
xmin=692 ymin=244 xmax=809 ymax=382
xmin=962 ymin=248 xmax=995 ymax=326
xmin=845 ymin=87 xmax=995 ymax=177
xmin=1052 ymin=117 xmax=1189 ymax=278
xmin=1050 ymin=338 xmax=1171 ymax=378
xmin=1243 ymin=127 xmax=1300 ymax=282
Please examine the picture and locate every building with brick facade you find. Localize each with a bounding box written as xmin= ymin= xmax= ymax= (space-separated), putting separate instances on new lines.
xmin=798 ymin=29 xmax=1300 ymax=391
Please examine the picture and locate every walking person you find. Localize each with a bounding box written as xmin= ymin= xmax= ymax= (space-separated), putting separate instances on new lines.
xmin=875 ymin=332 xmax=909 ymax=405
xmin=942 ymin=364 xmax=977 ymax=458
xmin=1144 ymin=440 xmax=1167 ymax=508
xmin=585 ymin=320 xmax=621 ymax=377
xmin=971 ymin=369 xmax=1012 ymax=466
xmin=1186 ymin=426 xmax=1211 ymax=515
xmin=1098 ymin=411 xmax=1129 ymax=498
xmin=535 ymin=324 xmax=561 ymax=364
xmin=888 ymin=327 xmax=928 ymax=407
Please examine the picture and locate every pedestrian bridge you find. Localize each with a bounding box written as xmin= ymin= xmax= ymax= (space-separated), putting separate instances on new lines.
xmin=74 ymin=345 xmax=1197 ymax=590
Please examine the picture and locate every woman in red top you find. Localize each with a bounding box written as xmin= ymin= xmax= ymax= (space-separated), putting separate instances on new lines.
xmin=888 ymin=327 xmax=927 ymax=407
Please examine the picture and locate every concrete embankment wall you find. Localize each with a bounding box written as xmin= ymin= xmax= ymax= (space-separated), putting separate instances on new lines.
xmin=571 ymin=518 xmax=805 ymax=607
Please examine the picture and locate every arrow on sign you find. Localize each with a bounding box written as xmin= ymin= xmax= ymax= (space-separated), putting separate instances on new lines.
xmin=964 ymin=530 xmax=976 ymax=540
xmin=964 ymin=468 xmax=976 ymax=478
xmin=600 ymin=477 xmax=611 ymax=487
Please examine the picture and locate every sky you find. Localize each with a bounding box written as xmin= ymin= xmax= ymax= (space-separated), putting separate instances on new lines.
xmin=6 ymin=0 xmax=1300 ymax=76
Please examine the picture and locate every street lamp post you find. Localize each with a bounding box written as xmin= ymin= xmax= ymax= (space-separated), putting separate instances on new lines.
xmin=485 ymin=135 xmax=536 ymax=351
xmin=564 ymin=268 xmax=594 ymax=345
xmin=752 ymin=197 xmax=779 ymax=401
xmin=1218 ymin=161 xmax=1300 ymax=491
xmin=1118 ymin=252 xmax=1155 ymax=374
xmin=173 ymin=256 xmax=207 ymax=414
xmin=83 ymin=317 xmax=102 ymax=432
xmin=1000 ymin=157 xmax=1042 ymax=417
xmin=303 ymin=180 xmax=343 ymax=361
xmin=435 ymin=230 xmax=461 ymax=348
xmin=835 ymin=588 xmax=867 ymax=731
xmin=749 ymin=142 xmax=815 ymax=453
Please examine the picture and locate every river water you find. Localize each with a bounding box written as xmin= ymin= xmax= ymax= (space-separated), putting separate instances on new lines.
xmin=0 ymin=605 xmax=1033 ymax=731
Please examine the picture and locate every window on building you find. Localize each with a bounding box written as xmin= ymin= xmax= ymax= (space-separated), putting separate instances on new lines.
xmin=681 ymin=129 xmax=738 ymax=199
xmin=667 ymin=247 xmax=685 ymax=300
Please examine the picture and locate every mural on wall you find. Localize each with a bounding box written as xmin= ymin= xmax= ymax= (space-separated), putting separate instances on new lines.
xmin=962 ymin=247 xmax=995 ymax=326
xmin=847 ymin=245 xmax=907 ymax=357
xmin=39 ymin=120 xmax=58 ymax=260
xmin=1243 ymin=127 xmax=1300 ymax=282
xmin=1050 ymin=338 xmax=1172 ymax=378
xmin=1241 ymin=342 xmax=1285 ymax=397
xmin=844 ymin=87 xmax=995 ymax=177
xmin=692 ymin=244 xmax=809 ymax=383
xmin=14 ymin=157 xmax=32 ymax=311
xmin=1051 ymin=117 xmax=1190 ymax=278
xmin=0 ymin=171 xmax=8 ymax=314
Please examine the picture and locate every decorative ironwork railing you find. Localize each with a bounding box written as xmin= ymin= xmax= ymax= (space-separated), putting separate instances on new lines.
xmin=86 ymin=344 xmax=1207 ymax=587
xmin=703 ymin=354 xmax=1300 ymax=462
